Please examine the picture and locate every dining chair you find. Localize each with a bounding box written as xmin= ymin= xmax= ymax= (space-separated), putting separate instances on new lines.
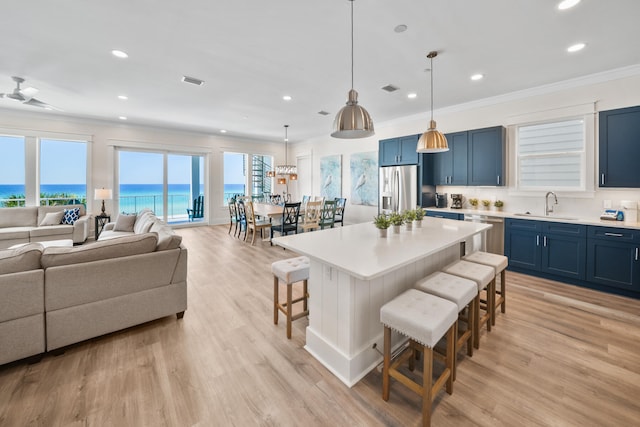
xmin=300 ymin=200 xmax=323 ymax=232
xmin=245 ymin=201 xmax=272 ymax=245
xmin=334 ymin=197 xmax=347 ymax=227
xmin=301 ymin=195 xmax=310 ymax=206
xmin=319 ymin=200 xmax=336 ymax=230
xmin=228 ymin=198 xmax=239 ymax=235
xmin=236 ymin=200 xmax=248 ymax=240
xmin=270 ymin=202 xmax=301 ymax=244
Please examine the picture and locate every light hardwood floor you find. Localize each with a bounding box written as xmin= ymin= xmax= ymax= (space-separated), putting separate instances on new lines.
xmin=1 ymin=225 xmax=639 ymax=426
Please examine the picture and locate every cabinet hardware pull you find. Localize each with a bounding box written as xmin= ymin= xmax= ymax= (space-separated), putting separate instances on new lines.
xmin=497 ymin=175 xmax=500 ymax=185
xmin=536 ymin=235 xmax=540 ymax=246
xmin=636 ymin=247 xmax=639 ymax=261
xmin=601 ymin=174 xmax=605 ymax=185
xmin=543 ymin=236 xmax=547 ymax=247
xmin=604 ymin=232 xmax=623 ymax=237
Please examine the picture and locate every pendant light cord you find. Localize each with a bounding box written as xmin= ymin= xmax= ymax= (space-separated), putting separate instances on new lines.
xmin=350 ymin=0 xmax=354 ymax=90
xmin=430 ymin=55 xmax=434 ymax=122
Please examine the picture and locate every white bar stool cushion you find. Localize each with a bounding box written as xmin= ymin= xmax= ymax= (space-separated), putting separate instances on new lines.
xmin=415 ymin=272 xmax=477 ymax=311
xmin=271 ymin=256 xmax=310 ymax=284
xmin=380 ymin=289 xmax=457 ymax=348
xmin=463 ymin=251 xmax=508 ymax=274
xmin=443 ymin=260 xmax=494 ymax=292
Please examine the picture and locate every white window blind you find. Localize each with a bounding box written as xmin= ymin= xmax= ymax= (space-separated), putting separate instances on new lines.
xmin=517 ymin=118 xmax=585 ymax=190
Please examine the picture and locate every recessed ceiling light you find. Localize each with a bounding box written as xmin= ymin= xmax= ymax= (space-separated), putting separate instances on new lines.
xmin=111 ymin=50 xmax=128 ymax=59
xmin=558 ymin=0 xmax=580 ymax=10
xmin=282 ymin=95 xmax=292 ymax=101
xmin=118 ymin=116 xmax=127 ymax=120
xmin=394 ymin=24 xmax=408 ymax=33
xmin=407 ymin=93 xmax=417 ymax=99
xmin=181 ymin=76 xmax=204 ymax=86
xmin=567 ymin=43 xmax=586 ymax=53
xmin=118 ymin=95 xmax=128 ymax=100
xmin=220 ymin=129 xmax=227 ymax=133
xmin=471 ymin=74 xmax=484 ymax=81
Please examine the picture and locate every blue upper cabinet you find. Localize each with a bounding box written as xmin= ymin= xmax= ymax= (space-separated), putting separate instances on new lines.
xmin=599 ymin=105 xmax=640 ymax=188
xmin=434 ymin=131 xmax=467 ymax=185
xmin=379 ymin=134 xmax=419 ymax=166
xmin=467 ymin=126 xmax=506 ymax=186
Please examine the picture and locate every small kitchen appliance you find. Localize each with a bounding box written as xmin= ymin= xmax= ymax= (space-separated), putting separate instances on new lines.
xmin=451 ymin=194 xmax=464 ymax=209
xmin=435 ymin=193 xmax=448 ymax=208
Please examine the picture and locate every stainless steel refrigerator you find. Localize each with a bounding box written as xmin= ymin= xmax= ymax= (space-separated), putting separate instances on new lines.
xmin=379 ymin=165 xmax=418 ymax=214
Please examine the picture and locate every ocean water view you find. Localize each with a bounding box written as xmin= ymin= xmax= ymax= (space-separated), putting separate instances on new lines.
xmin=0 ymin=184 xmax=248 ymax=221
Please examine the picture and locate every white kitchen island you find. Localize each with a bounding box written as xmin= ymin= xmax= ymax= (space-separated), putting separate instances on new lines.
xmin=272 ymin=218 xmax=491 ymax=387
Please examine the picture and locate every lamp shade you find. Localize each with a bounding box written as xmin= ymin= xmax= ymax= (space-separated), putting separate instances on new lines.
xmin=331 ymin=89 xmax=375 ymax=139
xmin=94 ymin=188 xmax=112 ymax=200
xmin=416 ymin=120 xmax=449 ymax=153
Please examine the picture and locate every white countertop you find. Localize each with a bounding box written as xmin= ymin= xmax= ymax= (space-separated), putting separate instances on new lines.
xmin=425 ymin=207 xmax=640 ymax=230
xmin=272 ymin=218 xmax=491 ymax=281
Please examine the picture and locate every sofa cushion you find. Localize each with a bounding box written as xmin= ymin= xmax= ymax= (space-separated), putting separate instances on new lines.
xmin=41 ymin=233 xmax=158 ymax=268
xmin=0 ymin=227 xmax=32 ymax=241
xmin=61 ymin=208 xmax=80 ymax=225
xmin=39 ymin=211 xmax=65 ymax=226
xmin=133 ymin=211 xmax=154 ymax=234
xmin=0 ymin=243 xmax=43 ymax=274
xmin=0 ymin=207 xmax=38 ymax=228
xmin=29 ymin=225 xmax=73 ymax=238
xmin=114 ymin=213 xmax=137 ymax=232
xmin=150 ymin=221 xmax=182 ymax=251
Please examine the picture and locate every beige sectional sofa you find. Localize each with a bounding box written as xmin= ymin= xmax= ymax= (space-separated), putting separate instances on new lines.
xmin=0 ymin=211 xmax=187 ymax=366
xmin=0 ymin=204 xmax=90 ymax=249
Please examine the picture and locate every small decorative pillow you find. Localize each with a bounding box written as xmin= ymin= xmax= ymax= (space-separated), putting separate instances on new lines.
xmin=61 ymin=208 xmax=80 ymax=225
xmin=40 ymin=211 xmax=65 ymax=226
xmin=113 ymin=213 xmax=137 ymax=232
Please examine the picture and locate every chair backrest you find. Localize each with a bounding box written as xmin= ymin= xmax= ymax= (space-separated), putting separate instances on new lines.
xmin=245 ymin=201 xmax=256 ymax=224
xmin=303 ymin=200 xmax=323 ymax=224
xmin=228 ymin=199 xmax=239 ymax=221
xmin=334 ymin=198 xmax=347 ymax=220
xmin=251 ymin=195 xmax=264 ymax=203
xmin=301 ymin=195 xmax=310 ymax=205
xmin=281 ymin=202 xmax=301 ymax=226
xmin=192 ymin=195 xmax=204 ymax=217
xmin=320 ymin=200 xmax=336 ymax=227
xmin=237 ymin=199 xmax=247 ymax=221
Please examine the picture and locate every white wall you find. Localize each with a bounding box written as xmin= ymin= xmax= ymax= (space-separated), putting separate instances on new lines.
xmin=290 ymin=68 xmax=640 ymax=224
xmin=0 ymin=109 xmax=286 ymax=225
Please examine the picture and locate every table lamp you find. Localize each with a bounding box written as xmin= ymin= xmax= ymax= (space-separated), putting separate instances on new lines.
xmin=94 ymin=188 xmax=112 ymax=216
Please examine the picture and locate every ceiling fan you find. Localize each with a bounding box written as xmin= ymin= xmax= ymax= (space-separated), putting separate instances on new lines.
xmin=0 ymin=76 xmax=58 ymax=109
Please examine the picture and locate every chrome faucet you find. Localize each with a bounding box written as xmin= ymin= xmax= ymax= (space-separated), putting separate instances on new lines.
xmin=545 ymin=191 xmax=558 ymax=216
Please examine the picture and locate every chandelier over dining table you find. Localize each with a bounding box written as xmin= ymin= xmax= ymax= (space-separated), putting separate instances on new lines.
xmin=267 ymin=125 xmax=297 ymax=184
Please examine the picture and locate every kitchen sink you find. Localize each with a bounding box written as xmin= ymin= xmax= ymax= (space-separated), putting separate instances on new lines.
xmin=513 ymin=212 xmax=579 ymax=221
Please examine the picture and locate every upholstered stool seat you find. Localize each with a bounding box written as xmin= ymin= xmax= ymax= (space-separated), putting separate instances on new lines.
xmin=380 ymin=289 xmax=458 ymax=427
xmin=415 ymin=272 xmax=477 ymax=379
xmin=272 ymin=256 xmax=310 ymax=339
xmin=464 ymin=251 xmax=508 ymax=325
xmin=443 ymin=260 xmax=495 ymax=349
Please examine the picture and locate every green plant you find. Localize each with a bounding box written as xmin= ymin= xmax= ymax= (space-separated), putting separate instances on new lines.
xmin=389 ymin=212 xmax=404 ymax=226
xmin=468 ymin=198 xmax=478 ymax=207
xmin=373 ymin=214 xmax=390 ymax=229
xmin=482 ymin=199 xmax=491 ymax=207
xmin=414 ymin=207 xmax=425 ymax=220
xmin=403 ymin=209 xmax=416 ymax=222
xmin=494 ymin=200 xmax=504 ymax=208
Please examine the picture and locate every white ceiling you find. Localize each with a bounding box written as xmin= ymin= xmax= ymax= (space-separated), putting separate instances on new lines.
xmin=1 ymin=0 xmax=640 ymax=143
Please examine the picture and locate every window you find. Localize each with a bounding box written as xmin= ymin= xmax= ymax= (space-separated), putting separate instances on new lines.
xmin=223 ymin=152 xmax=273 ymax=204
xmin=0 ymin=135 xmax=25 ymax=207
xmin=516 ymin=118 xmax=585 ymax=190
xmin=40 ymin=139 xmax=87 ymax=205
xmin=117 ymin=149 xmax=206 ymax=223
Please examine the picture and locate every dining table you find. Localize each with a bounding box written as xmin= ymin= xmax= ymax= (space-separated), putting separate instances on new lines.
xmin=252 ymin=202 xmax=287 ymax=219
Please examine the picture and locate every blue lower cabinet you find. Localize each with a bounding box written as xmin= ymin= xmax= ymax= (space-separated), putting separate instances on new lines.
xmin=426 ymin=211 xmax=463 ymax=220
xmin=505 ymin=220 xmax=639 ymax=298
xmin=586 ymin=227 xmax=640 ymax=292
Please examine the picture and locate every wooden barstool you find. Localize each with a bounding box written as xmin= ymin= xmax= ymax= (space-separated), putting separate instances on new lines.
xmin=443 ymin=260 xmax=495 ymax=349
xmin=380 ymin=289 xmax=458 ymax=427
xmin=463 ymin=251 xmax=508 ymax=326
xmin=415 ymin=272 xmax=477 ymax=380
xmin=272 ymin=256 xmax=310 ymax=339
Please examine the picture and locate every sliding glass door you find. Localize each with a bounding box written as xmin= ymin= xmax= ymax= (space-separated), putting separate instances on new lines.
xmin=118 ymin=149 xmax=205 ymax=224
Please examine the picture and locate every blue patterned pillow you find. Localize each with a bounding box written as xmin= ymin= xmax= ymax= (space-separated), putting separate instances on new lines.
xmin=61 ymin=207 xmax=80 ymax=225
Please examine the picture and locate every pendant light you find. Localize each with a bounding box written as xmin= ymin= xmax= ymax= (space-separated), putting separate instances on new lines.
xmin=274 ymin=125 xmax=297 ymax=180
xmin=331 ymin=0 xmax=374 ymax=139
xmin=416 ymin=51 xmax=449 ymax=153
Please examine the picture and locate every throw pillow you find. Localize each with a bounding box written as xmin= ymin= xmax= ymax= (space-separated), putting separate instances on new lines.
xmin=113 ymin=213 xmax=137 ymax=232
xmin=61 ymin=208 xmax=80 ymax=225
xmin=40 ymin=211 xmax=65 ymax=226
